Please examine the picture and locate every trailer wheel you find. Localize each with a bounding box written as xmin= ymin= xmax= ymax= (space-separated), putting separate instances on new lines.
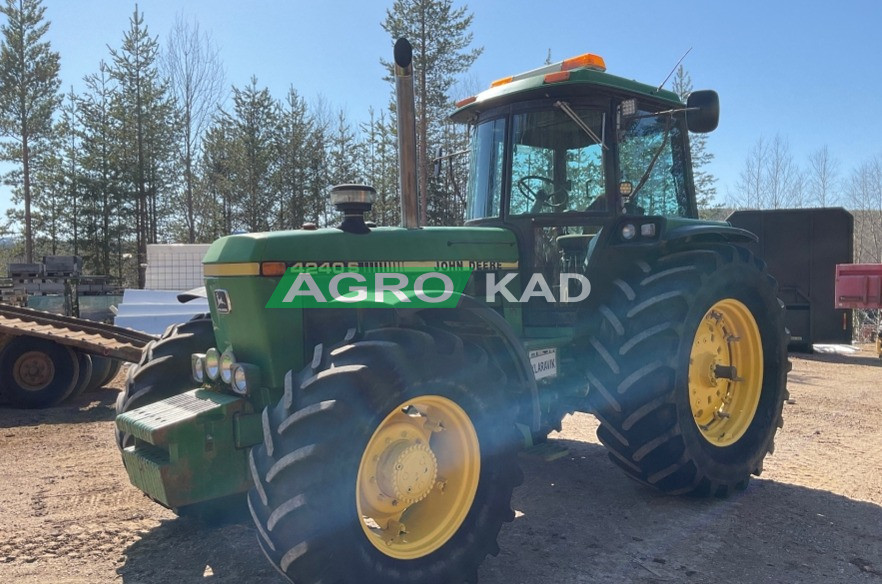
xmin=0 ymin=337 xmax=80 ymax=408
xmin=85 ymin=355 xmax=113 ymax=392
xmin=248 ymin=327 xmax=522 ymax=584
xmin=68 ymin=352 xmax=94 ymax=399
xmin=102 ymin=359 xmax=122 ymax=385
xmin=115 ymin=315 xmax=214 ymax=450
xmin=585 ymin=245 xmax=789 ymax=496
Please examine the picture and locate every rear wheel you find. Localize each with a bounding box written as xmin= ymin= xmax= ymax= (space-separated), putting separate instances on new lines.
xmin=585 ymin=245 xmax=788 ymax=496
xmin=248 ymin=327 xmax=522 ymax=584
xmin=0 ymin=337 xmax=80 ymax=408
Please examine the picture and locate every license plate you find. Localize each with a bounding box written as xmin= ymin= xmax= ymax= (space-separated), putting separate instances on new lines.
xmin=529 ymin=348 xmax=557 ymax=380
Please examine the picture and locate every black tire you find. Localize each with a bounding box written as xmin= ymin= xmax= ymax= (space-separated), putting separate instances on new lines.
xmin=0 ymin=337 xmax=81 ymax=408
xmin=115 ymin=315 xmax=214 ymax=450
xmin=101 ymin=359 xmax=123 ymax=386
xmin=248 ymin=327 xmax=522 ymax=584
xmin=85 ymin=355 xmax=114 ymax=392
xmin=68 ymin=352 xmax=94 ymax=399
xmin=584 ymin=244 xmax=789 ymax=496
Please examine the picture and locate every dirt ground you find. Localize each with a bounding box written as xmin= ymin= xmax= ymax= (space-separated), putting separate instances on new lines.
xmin=1 ymin=348 xmax=881 ymax=584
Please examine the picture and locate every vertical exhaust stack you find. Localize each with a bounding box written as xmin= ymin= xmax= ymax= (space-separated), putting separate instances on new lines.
xmin=394 ymin=38 xmax=420 ymax=230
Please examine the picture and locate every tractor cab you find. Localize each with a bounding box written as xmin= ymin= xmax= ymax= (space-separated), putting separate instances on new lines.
xmin=452 ymin=53 xmax=718 ymax=285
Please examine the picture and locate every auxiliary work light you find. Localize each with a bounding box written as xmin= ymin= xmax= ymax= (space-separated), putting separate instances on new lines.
xmin=191 ymin=353 xmax=206 ymax=384
xmin=205 ymin=348 xmax=221 ymax=380
xmin=220 ymin=348 xmax=236 ymax=384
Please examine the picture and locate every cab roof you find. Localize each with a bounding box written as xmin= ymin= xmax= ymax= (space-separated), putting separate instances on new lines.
xmin=450 ymin=56 xmax=683 ymax=124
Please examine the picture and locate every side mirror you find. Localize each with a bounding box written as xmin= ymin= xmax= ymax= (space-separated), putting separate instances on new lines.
xmin=686 ymin=90 xmax=719 ymax=133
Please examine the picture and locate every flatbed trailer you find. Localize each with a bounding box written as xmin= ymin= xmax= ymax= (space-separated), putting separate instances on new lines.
xmin=0 ymin=303 xmax=156 ymax=408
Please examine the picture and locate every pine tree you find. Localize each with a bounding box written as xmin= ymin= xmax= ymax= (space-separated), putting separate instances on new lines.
xmin=56 ymin=88 xmax=82 ymax=256
xmin=305 ymin=98 xmax=332 ymax=225
xmin=108 ymin=5 xmax=177 ymax=286
xmin=328 ymin=108 xmax=358 ymax=187
xmin=382 ymin=0 xmax=482 ymax=225
xmin=225 ymin=77 xmax=279 ymax=232
xmin=672 ymin=65 xmax=718 ymax=217
xmin=274 ymin=86 xmax=312 ymax=229
xmin=32 ymin=140 xmax=62 ymax=254
xmin=359 ymin=106 xmax=399 ymax=226
xmin=79 ymin=61 xmax=121 ymax=277
xmin=201 ymin=116 xmax=238 ymax=238
xmin=0 ymin=0 xmax=60 ymax=262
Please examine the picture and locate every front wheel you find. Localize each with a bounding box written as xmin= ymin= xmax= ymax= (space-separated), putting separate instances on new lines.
xmin=248 ymin=327 xmax=522 ymax=584
xmin=115 ymin=315 xmax=214 ymax=450
xmin=585 ymin=245 xmax=789 ymax=496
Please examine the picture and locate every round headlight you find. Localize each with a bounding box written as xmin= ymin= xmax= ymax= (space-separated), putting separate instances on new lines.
xmin=205 ymin=348 xmax=221 ymax=380
xmin=621 ymin=223 xmax=636 ymax=240
xmin=191 ymin=353 xmax=206 ymax=384
xmin=220 ymin=349 xmax=236 ymax=384
xmin=232 ymin=365 xmax=248 ymax=395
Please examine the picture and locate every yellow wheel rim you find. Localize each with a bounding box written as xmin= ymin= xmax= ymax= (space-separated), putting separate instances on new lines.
xmin=689 ymin=298 xmax=763 ymax=447
xmin=356 ymin=395 xmax=480 ymax=560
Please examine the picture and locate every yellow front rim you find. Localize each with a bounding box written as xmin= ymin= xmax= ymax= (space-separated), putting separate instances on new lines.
xmin=356 ymin=395 xmax=480 ymax=560
xmin=688 ymin=298 xmax=763 ymax=447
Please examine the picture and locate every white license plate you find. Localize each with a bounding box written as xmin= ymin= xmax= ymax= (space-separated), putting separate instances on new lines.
xmin=529 ymin=348 xmax=557 ymax=380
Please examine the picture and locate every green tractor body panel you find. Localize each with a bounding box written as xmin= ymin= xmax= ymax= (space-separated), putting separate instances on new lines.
xmin=203 ymin=226 xmax=519 ymax=391
xmin=116 ymin=389 xmax=260 ymax=508
xmin=202 ymin=225 xmax=518 ymax=264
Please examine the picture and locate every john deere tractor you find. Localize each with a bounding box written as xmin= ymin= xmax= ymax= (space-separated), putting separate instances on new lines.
xmin=116 ymin=39 xmax=788 ymax=583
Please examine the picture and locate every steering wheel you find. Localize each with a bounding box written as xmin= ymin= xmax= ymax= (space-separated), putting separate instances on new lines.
xmin=516 ymin=175 xmax=568 ymax=208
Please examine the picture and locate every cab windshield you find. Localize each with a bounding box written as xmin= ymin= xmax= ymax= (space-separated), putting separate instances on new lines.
xmin=618 ymin=107 xmax=690 ymax=216
xmin=466 ymin=105 xmax=606 ymax=220
xmin=465 ymin=100 xmax=692 ymax=220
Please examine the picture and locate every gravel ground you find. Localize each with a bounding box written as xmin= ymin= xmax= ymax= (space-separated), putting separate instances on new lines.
xmin=1 ymin=348 xmax=880 ymax=583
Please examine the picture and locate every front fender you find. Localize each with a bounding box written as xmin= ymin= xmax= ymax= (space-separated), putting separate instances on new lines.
xmin=394 ymin=293 xmax=541 ymax=432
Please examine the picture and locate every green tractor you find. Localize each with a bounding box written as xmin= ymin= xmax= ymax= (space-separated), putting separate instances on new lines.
xmin=116 ymin=39 xmax=788 ymax=583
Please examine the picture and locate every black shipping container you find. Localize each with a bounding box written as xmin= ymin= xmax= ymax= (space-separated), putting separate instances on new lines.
xmin=727 ymin=208 xmax=853 ymax=351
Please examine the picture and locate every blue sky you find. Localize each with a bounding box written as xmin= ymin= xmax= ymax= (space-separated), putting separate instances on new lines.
xmin=2 ymin=0 xmax=881 ymax=221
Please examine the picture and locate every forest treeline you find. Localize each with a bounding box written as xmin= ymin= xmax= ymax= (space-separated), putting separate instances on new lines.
xmin=3 ymin=0 xmax=878 ymax=291
xmin=0 ymin=1 xmax=479 ymax=286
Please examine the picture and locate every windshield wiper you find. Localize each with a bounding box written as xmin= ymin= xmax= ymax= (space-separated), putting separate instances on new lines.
xmin=554 ymin=101 xmax=608 ymax=151
xmin=628 ymin=115 xmax=673 ymax=201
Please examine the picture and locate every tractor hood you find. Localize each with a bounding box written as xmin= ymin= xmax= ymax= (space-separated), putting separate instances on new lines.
xmin=203 ymin=225 xmax=519 ymax=269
